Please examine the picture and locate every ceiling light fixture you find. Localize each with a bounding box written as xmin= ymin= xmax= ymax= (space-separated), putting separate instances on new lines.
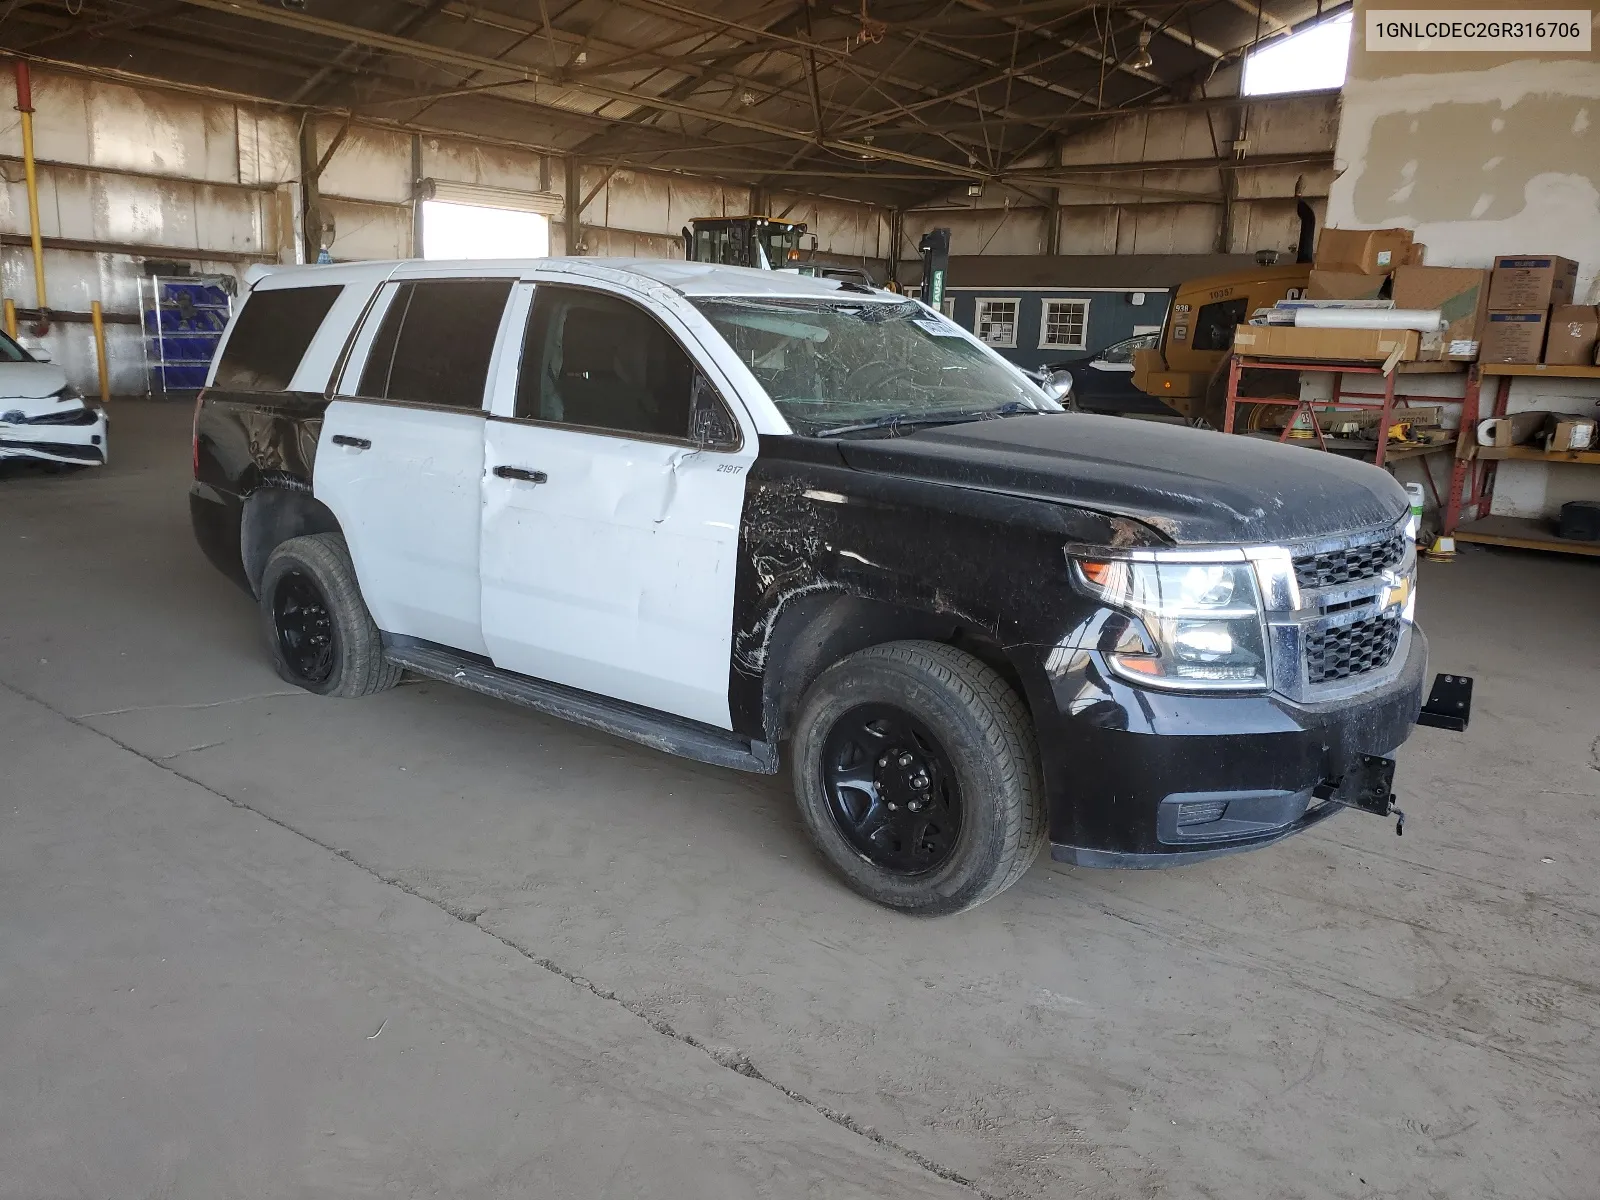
xmin=1130 ymin=29 xmax=1154 ymax=70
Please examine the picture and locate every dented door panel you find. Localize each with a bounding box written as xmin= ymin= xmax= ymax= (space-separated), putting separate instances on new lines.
xmin=480 ymin=420 xmax=753 ymax=729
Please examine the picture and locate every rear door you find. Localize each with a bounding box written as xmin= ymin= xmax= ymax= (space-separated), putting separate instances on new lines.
xmin=478 ymin=279 xmax=755 ymax=728
xmin=314 ymin=272 xmax=518 ymax=656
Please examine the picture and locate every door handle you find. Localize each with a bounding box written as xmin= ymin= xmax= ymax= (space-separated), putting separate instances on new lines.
xmin=331 ymin=434 xmax=371 ymax=449
xmin=493 ymin=465 xmax=548 ymax=484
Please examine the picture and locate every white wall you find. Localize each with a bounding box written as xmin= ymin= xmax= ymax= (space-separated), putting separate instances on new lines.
xmin=1325 ymin=0 xmax=1600 ymax=521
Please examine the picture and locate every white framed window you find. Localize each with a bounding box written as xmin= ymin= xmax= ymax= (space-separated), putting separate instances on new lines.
xmin=975 ymin=297 xmax=1020 ymax=348
xmin=939 ymin=297 xmax=955 ymax=319
xmin=1039 ymin=298 xmax=1090 ymax=351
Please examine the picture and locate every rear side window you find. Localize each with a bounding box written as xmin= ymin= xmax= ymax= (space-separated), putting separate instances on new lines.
xmin=214 ymin=284 xmax=343 ymax=391
xmin=357 ymin=279 xmax=513 ymax=410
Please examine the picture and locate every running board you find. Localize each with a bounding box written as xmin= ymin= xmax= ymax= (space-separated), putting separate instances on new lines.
xmin=382 ymin=637 xmax=780 ymax=775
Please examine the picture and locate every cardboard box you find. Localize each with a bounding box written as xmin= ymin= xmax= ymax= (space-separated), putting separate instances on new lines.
xmin=1544 ymin=304 xmax=1600 ymax=366
xmin=1480 ymin=310 xmax=1549 ymax=363
xmin=1392 ymin=266 xmax=1487 ymax=362
xmin=1546 ymin=415 xmax=1598 ymax=452
xmin=1403 ymin=242 xmax=1427 ymax=266
xmin=1476 ymin=411 xmax=1550 ymax=448
xmin=1315 ymin=227 xmax=1414 ymax=275
xmin=1307 ymin=269 xmax=1390 ymax=301
xmin=1233 ymin=324 xmax=1423 ymax=363
xmin=1487 ymin=255 xmax=1580 ymax=310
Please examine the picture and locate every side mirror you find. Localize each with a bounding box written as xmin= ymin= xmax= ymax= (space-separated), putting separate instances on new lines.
xmin=691 ymin=374 xmax=741 ymax=450
xmin=1037 ymin=367 xmax=1073 ymax=405
xmin=24 ymin=343 xmax=51 ymax=363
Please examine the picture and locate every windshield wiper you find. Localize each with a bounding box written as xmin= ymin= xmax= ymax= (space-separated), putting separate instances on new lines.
xmin=812 ymin=413 xmax=967 ymax=437
xmin=812 ymin=402 xmax=1042 ymax=438
xmin=974 ymin=401 xmax=1044 ymax=419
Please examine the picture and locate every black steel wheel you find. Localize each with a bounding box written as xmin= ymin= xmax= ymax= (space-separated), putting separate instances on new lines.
xmin=789 ymin=641 xmax=1045 ymax=915
xmin=257 ymin=533 xmax=401 ymax=698
xmin=822 ymin=704 xmax=964 ymax=875
xmin=271 ymin=569 xmax=336 ymax=685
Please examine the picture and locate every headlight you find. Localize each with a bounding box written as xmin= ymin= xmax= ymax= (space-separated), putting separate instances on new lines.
xmin=1071 ymin=556 xmax=1269 ymax=691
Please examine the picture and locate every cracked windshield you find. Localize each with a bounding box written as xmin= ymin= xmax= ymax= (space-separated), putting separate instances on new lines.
xmin=692 ymin=297 xmax=1058 ymax=436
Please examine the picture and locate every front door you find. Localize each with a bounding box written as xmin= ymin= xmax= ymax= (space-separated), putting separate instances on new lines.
xmin=479 ymin=282 xmax=754 ymax=729
xmin=314 ymin=275 xmax=516 ymax=657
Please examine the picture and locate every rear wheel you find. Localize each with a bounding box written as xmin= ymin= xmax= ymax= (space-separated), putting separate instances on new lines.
xmin=789 ymin=641 xmax=1045 ymax=915
xmin=259 ymin=533 xmax=400 ymax=698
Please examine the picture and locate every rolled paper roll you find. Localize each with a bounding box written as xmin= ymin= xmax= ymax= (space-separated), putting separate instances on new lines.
xmin=1294 ymin=308 xmax=1447 ymax=332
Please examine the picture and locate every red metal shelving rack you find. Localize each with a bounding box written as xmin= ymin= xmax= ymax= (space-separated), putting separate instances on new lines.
xmin=1223 ymin=355 xmax=1468 ymax=513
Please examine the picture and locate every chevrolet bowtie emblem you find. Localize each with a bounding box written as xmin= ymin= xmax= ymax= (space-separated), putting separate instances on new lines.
xmin=1381 ymin=573 xmax=1413 ymax=612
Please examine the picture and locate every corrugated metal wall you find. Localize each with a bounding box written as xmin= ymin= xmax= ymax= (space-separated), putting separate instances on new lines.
xmin=0 ymin=71 xmax=285 ymax=393
xmin=903 ymin=92 xmax=1340 ymax=263
xmin=0 ymin=61 xmax=1337 ymax=396
xmin=0 ymin=66 xmax=894 ymax=395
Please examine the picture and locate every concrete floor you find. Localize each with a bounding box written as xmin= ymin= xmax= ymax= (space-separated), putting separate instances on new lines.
xmin=2 ymin=400 xmax=1596 ymax=1200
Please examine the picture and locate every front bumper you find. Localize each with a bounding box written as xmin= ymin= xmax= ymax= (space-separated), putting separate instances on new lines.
xmin=0 ymin=404 xmax=108 ymax=466
xmin=1042 ymin=625 xmax=1429 ymax=867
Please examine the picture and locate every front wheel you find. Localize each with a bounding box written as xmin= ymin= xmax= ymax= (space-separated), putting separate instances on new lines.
xmin=789 ymin=641 xmax=1045 ymax=915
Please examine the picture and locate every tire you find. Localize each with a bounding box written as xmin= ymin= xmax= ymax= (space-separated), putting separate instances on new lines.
xmin=789 ymin=640 xmax=1045 ymax=915
xmin=1196 ymin=357 xmax=1281 ymax=431
xmin=258 ymin=533 xmax=400 ymax=698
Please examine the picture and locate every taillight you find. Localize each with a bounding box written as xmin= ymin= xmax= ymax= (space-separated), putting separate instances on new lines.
xmin=192 ymin=389 xmax=205 ymax=478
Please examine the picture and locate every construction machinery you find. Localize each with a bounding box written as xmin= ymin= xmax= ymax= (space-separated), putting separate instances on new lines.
xmin=682 ymin=216 xmax=876 ymax=286
xmin=1132 ymin=201 xmax=1318 ymax=421
xmin=683 ymin=216 xmax=809 ymax=270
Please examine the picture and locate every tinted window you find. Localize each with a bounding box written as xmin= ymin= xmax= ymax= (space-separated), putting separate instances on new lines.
xmin=1192 ymin=297 xmax=1250 ymax=352
xmin=516 ymin=286 xmax=694 ymax=439
xmin=214 ymin=284 xmax=342 ymax=391
xmin=357 ymin=279 xmax=512 ymax=409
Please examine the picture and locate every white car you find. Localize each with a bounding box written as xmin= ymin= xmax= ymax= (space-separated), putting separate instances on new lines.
xmin=0 ymin=330 xmax=108 ymax=469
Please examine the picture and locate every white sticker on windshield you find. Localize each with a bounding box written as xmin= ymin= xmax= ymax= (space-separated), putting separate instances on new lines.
xmin=913 ymin=316 xmax=964 ymax=337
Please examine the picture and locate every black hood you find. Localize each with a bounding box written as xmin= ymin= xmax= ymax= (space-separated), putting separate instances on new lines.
xmin=835 ymin=413 xmax=1410 ymax=545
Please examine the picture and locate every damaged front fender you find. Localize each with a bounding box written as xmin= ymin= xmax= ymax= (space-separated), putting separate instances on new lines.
xmin=726 ymin=435 xmax=1163 ymax=744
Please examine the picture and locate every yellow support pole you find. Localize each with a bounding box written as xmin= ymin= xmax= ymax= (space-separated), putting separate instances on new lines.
xmin=14 ymin=62 xmax=47 ymax=313
xmin=3 ymin=299 xmax=15 ymax=339
xmin=91 ymin=300 xmax=110 ymax=405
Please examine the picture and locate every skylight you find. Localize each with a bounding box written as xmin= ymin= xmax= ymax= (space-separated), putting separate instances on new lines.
xmin=1242 ymin=11 xmax=1353 ymax=97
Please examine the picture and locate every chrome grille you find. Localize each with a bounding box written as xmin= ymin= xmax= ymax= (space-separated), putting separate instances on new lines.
xmin=1292 ymin=531 xmax=1406 ymax=589
xmin=1305 ymin=613 xmax=1403 ymax=684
